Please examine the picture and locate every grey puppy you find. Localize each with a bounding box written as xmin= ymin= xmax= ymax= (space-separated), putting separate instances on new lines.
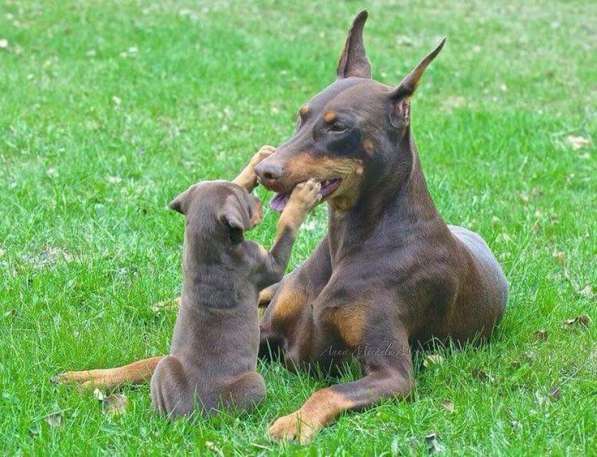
xmin=151 ymin=149 xmax=321 ymax=417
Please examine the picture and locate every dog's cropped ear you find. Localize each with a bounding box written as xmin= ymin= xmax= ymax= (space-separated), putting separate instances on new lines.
xmin=169 ymin=188 xmax=191 ymax=215
xmin=218 ymin=196 xmax=251 ymax=244
xmin=336 ymin=10 xmax=372 ymax=79
xmin=388 ymin=38 xmax=446 ymax=128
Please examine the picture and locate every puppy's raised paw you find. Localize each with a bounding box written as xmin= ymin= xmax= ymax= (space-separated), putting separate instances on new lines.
xmin=288 ymin=179 xmax=322 ymax=211
xmin=250 ymin=145 xmax=276 ymax=168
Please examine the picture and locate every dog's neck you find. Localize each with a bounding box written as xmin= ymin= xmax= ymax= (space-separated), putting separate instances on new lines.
xmin=181 ymin=229 xmax=228 ymax=300
xmin=327 ymin=130 xmax=445 ymax=258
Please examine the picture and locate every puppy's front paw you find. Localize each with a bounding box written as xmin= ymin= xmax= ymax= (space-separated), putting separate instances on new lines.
xmin=250 ymin=145 xmax=276 ymax=167
xmin=288 ymin=179 xmax=321 ymax=212
xmin=234 ymin=145 xmax=276 ymax=190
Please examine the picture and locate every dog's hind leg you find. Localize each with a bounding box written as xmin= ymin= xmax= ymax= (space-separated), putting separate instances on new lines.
xmin=54 ymin=356 xmax=164 ymax=390
xmin=150 ymin=356 xmax=194 ymax=418
xmin=54 ymin=297 xmax=182 ymax=389
xmin=219 ymin=372 xmax=266 ymax=413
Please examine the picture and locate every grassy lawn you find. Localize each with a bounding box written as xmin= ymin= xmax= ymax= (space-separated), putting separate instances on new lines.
xmin=1 ymin=0 xmax=595 ymax=455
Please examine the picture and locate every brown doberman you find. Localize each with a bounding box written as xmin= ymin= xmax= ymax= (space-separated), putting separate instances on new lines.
xmin=151 ymin=162 xmax=320 ymax=417
xmin=56 ymin=11 xmax=508 ymax=444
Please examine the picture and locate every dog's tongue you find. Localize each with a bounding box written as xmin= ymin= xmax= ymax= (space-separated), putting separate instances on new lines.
xmin=270 ymin=193 xmax=289 ymax=212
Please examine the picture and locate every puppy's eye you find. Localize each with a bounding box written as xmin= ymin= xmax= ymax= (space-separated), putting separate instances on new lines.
xmin=328 ymin=122 xmax=348 ymax=134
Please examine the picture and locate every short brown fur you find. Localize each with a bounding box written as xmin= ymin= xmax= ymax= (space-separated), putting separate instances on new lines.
xmin=150 ymin=154 xmax=320 ymax=417
xmin=57 ymin=11 xmax=507 ymax=444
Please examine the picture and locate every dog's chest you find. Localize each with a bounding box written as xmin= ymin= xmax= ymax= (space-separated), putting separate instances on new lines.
xmin=270 ymin=304 xmax=352 ymax=370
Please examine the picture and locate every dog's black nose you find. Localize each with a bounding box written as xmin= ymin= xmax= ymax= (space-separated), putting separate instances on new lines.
xmin=255 ymin=161 xmax=284 ymax=183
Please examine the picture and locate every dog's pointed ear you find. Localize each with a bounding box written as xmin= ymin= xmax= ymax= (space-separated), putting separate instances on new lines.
xmin=336 ymin=10 xmax=372 ymax=79
xmin=218 ymin=196 xmax=251 ymax=244
xmin=388 ymin=38 xmax=446 ymax=128
xmin=392 ymin=38 xmax=446 ymax=99
xmin=169 ymin=188 xmax=191 ymax=215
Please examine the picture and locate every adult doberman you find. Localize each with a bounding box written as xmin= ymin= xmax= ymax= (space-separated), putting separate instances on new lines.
xmin=57 ymin=11 xmax=508 ymax=444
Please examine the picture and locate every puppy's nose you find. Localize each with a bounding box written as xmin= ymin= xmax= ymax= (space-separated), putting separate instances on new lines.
xmin=255 ymin=161 xmax=284 ymax=183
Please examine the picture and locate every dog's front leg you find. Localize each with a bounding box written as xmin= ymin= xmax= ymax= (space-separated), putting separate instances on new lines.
xmin=270 ymin=369 xmax=413 ymax=443
xmin=268 ymin=292 xmax=414 ymax=444
xmin=269 ymin=351 xmax=413 ymax=444
xmin=253 ymin=179 xmax=321 ymax=289
xmin=233 ymin=145 xmax=276 ymax=191
xmin=258 ymin=235 xmax=332 ymax=360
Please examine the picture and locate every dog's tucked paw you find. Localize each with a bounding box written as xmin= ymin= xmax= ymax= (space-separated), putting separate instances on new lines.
xmin=268 ymin=411 xmax=320 ymax=444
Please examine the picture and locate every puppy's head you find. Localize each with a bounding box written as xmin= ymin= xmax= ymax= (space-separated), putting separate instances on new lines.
xmin=169 ymin=180 xmax=262 ymax=244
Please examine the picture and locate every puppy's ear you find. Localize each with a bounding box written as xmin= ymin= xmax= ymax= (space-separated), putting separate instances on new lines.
xmin=169 ymin=188 xmax=191 ymax=215
xmin=218 ymin=196 xmax=251 ymax=244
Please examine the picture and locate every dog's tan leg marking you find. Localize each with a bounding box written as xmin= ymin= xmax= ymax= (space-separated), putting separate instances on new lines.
xmin=56 ymin=356 xmax=164 ymax=390
xmin=233 ymin=145 xmax=276 ymax=191
xmin=258 ymin=283 xmax=280 ymax=307
xmin=271 ymin=287 xmax=306 ymax=322
xmin=269 ymin=320 xmax=413 ymax=444
xmin=269 ymin=389 xmax=355 ymax=444
xmin=327 ymin=304 xmax=367 ymax=347
xmin=269 ymin=365 xmax=413 ymax=444
xmin=276 ymin=192 xmax=318 ymax=234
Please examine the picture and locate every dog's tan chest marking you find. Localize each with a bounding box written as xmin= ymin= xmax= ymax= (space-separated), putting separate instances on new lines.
xmin=321 ymin=304 xmax=367 ymax=348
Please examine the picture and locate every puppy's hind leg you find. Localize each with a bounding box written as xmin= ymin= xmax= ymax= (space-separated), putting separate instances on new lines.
xmin=150 ymin=356 xmax=193 ymax=418
xmin=219 ymin=372 xmax=266 ymax=413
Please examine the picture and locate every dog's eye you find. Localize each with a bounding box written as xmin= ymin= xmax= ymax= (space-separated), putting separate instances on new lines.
xmin=328 ymin=122 xmax=348 ymax=134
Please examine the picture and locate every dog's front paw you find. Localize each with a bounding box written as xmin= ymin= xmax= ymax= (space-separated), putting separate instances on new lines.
xmin=234 ymin=145 xmax=276 ymax=190
xmin=288 ymin=179 xmax=322 ymax=212
xmin=268 ymin=411 xmax=320 ymax=444
xmin=250 ymin=145 xmax=276 ymax=167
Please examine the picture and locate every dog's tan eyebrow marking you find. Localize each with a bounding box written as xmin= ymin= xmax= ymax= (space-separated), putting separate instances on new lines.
xmin=299 ymin=105 xmax=310 ymax=116
xmin=362 ymin=139 xmax=375 ymax=156
xmin=323 ymin=111 xmax=336 ymax=123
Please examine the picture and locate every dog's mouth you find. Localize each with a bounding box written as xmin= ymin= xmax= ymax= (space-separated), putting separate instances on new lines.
xmin=270 ymin=178 xmax=342 ymax=212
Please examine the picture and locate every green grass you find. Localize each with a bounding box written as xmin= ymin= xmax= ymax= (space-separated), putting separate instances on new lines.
xmin=1 ymin=0 xmax=595 ymax=455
